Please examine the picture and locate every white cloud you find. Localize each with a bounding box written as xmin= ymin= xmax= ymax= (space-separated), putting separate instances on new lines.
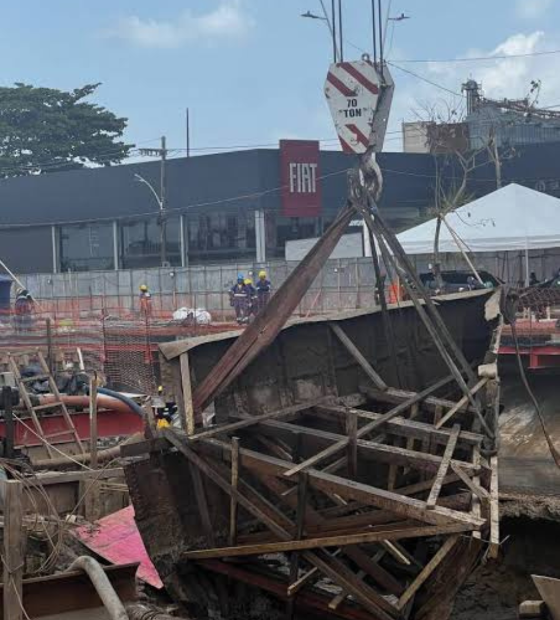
xmin=426 ymin=31 xmax=560 ymax=102
xmin=106 ymin=1 xmax=254 ymax=49
xmin=516 ymin=0 xmax=553 ymax=19
xmin=388 ymin=30 xmax=560 ymax=150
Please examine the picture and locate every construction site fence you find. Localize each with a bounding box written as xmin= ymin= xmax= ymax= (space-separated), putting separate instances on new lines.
xmin=0 ymin=311 xmax=237 ymax=397
xmin=16 ymin=248 xmax=560 ymax=320
xmin=18 ymin=258 xmax=383 ymax=321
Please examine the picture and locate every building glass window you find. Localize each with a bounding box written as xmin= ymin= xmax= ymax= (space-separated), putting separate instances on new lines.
xmin=59 ymin=222 xmax=114 ymax=272
xmin=120 ymin=215 xmax=181 ymax=269
xmin=186 ymin=209 xmax=256 ymax=263
xmin=266 ymin=214 xmax=322 ymax=259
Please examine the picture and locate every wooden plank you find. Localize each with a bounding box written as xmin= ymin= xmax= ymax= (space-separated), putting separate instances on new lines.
xmin=170 ymin=359 xmax=186 ymax=428
xmin=381 ymin=541 xmax=411 ymax=566
xmin=189 ymin=399 xmax=324 ymax=442
xmin=180 ymin=353 xmax=195 ymax=435
xmin=395 ymin=474 xmax=459 ymax=497
xmin=250 ymin=468 xmax=405 ymax=597
xmin=329 ymin=551 xmax=385 ymax=611
xmin=162 ymin=430 xmax=397 ymax=620
xmin=190 ymin=462 xmax=216 ymax=547
xmin=471 ymin=446 xmax=482 ymax=540
xmin=191 ymin=202 xmax=356 ymax=415
xmin=403 ymin=403 xmax=420 ymax=477
xmin=199 ymin=437 xmax=485 ymax=528
xmin=287 ymin=472 xmax=308 ymax=618
xmin=427 ymin=425 xmax=461 ymax=509
xmin=85 ymin=375 xmax=99 ymax=522
xmin=259 ymin=419 xmax=477 ymax=477
xmin=287 ymin=567 xmax=319 ymax=597
xmin=35 ymin=468 xmax=124 ymax=485
xmin=329 ymin=323 xmax=387 ymax=391
xmin=306 ymin=550 xmax=398 ymax=620
xmin=229 ymin=437 xmax=240 ymax=546
xmin=488 ymin=455 xmax=500 ymax=559
xmin=3 ymin=480 xmax=24 ymax=620
xmin=450 ymin=462 xmax=490 ymax=502
xmin=89 ymin=374 xmax=98 ymax=470
xmin=435 ymin=378 xmax=488 ymax=430
xmin=310 ymin=405 xmax=483 ymax=446
xmin=360 ymin=383 xmax=473 ymax=417
xmin=9 ymin=355 xmax=55 ymax=459
xmin=397 ymin=536 xmax=460 ymax=610
xmin=346 ymin=409 xmax=358 ymax=478
xmin=284 ymin=376 xmax=455 ymax=478
xmin=257 ymin=435 xmax=293 ymax=462
xmin=38 ymin=351 xmax=86 ymax=454
xmin=183 ymin=522 xmax=473 ymax=559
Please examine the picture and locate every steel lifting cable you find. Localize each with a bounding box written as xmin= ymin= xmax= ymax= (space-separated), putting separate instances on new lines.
xmin=504 ymin=292 xmax=560 ymax=468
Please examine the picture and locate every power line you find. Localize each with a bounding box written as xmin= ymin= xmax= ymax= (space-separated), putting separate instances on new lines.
xmin=396 ymin=48 xmax=560 ymax=64
xmin=0 ymin=167 xmax=353 ymax=229
xmin=0 ymin=136 xmax=167 ymax=177
xmin=388 ymin=61 xmax=465 ymax=98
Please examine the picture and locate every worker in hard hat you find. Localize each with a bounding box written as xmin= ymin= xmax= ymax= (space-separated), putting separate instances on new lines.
xmin=244 ymin=277 xmax=257 ymax=318
xmin=14 ymin=287 xmax=34 ymax=333
xmin=229 ymin=274 xmax=251 ymax=324
xmin=154 ymin=385 xmax=175 ymax=429
xmin=139 ymin=284 xmax=153 ymax=319
xmin=255 ymin=270 xmax=272 ymax=313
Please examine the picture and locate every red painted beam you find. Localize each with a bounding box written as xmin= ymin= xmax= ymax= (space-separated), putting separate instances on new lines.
xmin=0 ymin=409 xmax=143 ymax=447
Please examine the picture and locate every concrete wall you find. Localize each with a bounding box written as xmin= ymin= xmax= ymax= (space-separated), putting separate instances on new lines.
xmin=17 ymin=258 xmax=378 ymax=318
xmin=17 ymin=247 xmax=560 ymax=319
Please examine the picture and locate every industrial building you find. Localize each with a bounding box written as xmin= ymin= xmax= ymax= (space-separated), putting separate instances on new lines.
xmin=2 ymin=137 xmax=560 ymax=274
xmin=403 ymin=78 xmax=560 ymax=154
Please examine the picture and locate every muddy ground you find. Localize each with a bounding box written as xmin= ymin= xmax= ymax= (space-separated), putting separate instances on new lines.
xmin=451 ymin=367 xmax=560 ymax=619
xmin=451 ymin=517 xmax=557 ymax=620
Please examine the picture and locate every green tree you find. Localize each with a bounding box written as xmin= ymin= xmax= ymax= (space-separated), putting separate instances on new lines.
xmin=0 ymin=83 xmax=132 ymax=176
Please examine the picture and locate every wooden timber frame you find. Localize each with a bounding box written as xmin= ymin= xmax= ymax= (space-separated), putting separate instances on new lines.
xmin=123 ymin=288 xmax=502 ymax=620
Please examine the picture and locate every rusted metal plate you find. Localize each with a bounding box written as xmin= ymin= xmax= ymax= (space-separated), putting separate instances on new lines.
xmin=167 ymin=289 xmax=495 ymax=424
xmin=190 ymin=202 xmax=356 ymax=414
xmin=533 ymin=575 xmax=560 ymax=620
xmin=127 ymin=288 xmax=499 ymax=620
xmin=0 ymin=409 xmax=143 ymax=448
xmin=0 ymin=562 xmax=138 ymax=619
xmin=73 ymin=506 xmax=163 ymax=589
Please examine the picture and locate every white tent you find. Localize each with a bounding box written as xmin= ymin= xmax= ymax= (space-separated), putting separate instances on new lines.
xmin=397 ymin=183 xmax=560 ymax=255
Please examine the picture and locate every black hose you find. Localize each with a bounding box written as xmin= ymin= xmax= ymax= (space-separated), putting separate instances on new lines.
xmin=96 ymin=387 xmax=145 ymax=418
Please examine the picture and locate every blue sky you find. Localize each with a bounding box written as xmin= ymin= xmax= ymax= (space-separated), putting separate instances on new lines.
xmin=2 ymin=0 xmax=560 ymax=156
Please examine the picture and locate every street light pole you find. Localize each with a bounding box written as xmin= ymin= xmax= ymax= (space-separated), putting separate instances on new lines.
xmin=301 ymin=6 xmax=338 ymax=63
xmin=160 ymin=136 xmax=167 ymax=266
xmin=138 ymin=137 xmax=169 ymax=266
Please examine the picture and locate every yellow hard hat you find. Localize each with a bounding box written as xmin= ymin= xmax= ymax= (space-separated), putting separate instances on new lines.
xmin=259 ymin=270 xmax=267 ymax=278
xmin=244 ymin=278 xmax=252 ymax=285
xmin=140 ymin=284 xmax=148 ymax=292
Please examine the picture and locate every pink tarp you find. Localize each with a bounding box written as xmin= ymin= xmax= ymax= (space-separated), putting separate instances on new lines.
xmin=74 ymin=505 xmax=163 ymax=589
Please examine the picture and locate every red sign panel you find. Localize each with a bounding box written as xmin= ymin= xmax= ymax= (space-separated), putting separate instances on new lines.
xmin=280 ymin=140 xmax=322 ymax=218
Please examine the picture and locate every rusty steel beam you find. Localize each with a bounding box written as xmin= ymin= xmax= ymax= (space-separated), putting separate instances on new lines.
xmin=192 ymin=200 xmax=356 ymax=415
xmin=0 ymin=562 xmax=138 ymax=620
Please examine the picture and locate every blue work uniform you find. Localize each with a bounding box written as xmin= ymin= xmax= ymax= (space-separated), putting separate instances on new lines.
xmin=255 ymin=279 xmax=272 ymax=313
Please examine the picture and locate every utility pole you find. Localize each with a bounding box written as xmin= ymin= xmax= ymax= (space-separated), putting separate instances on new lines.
xmin=186 ymin=108 xmax=191 ymax=158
